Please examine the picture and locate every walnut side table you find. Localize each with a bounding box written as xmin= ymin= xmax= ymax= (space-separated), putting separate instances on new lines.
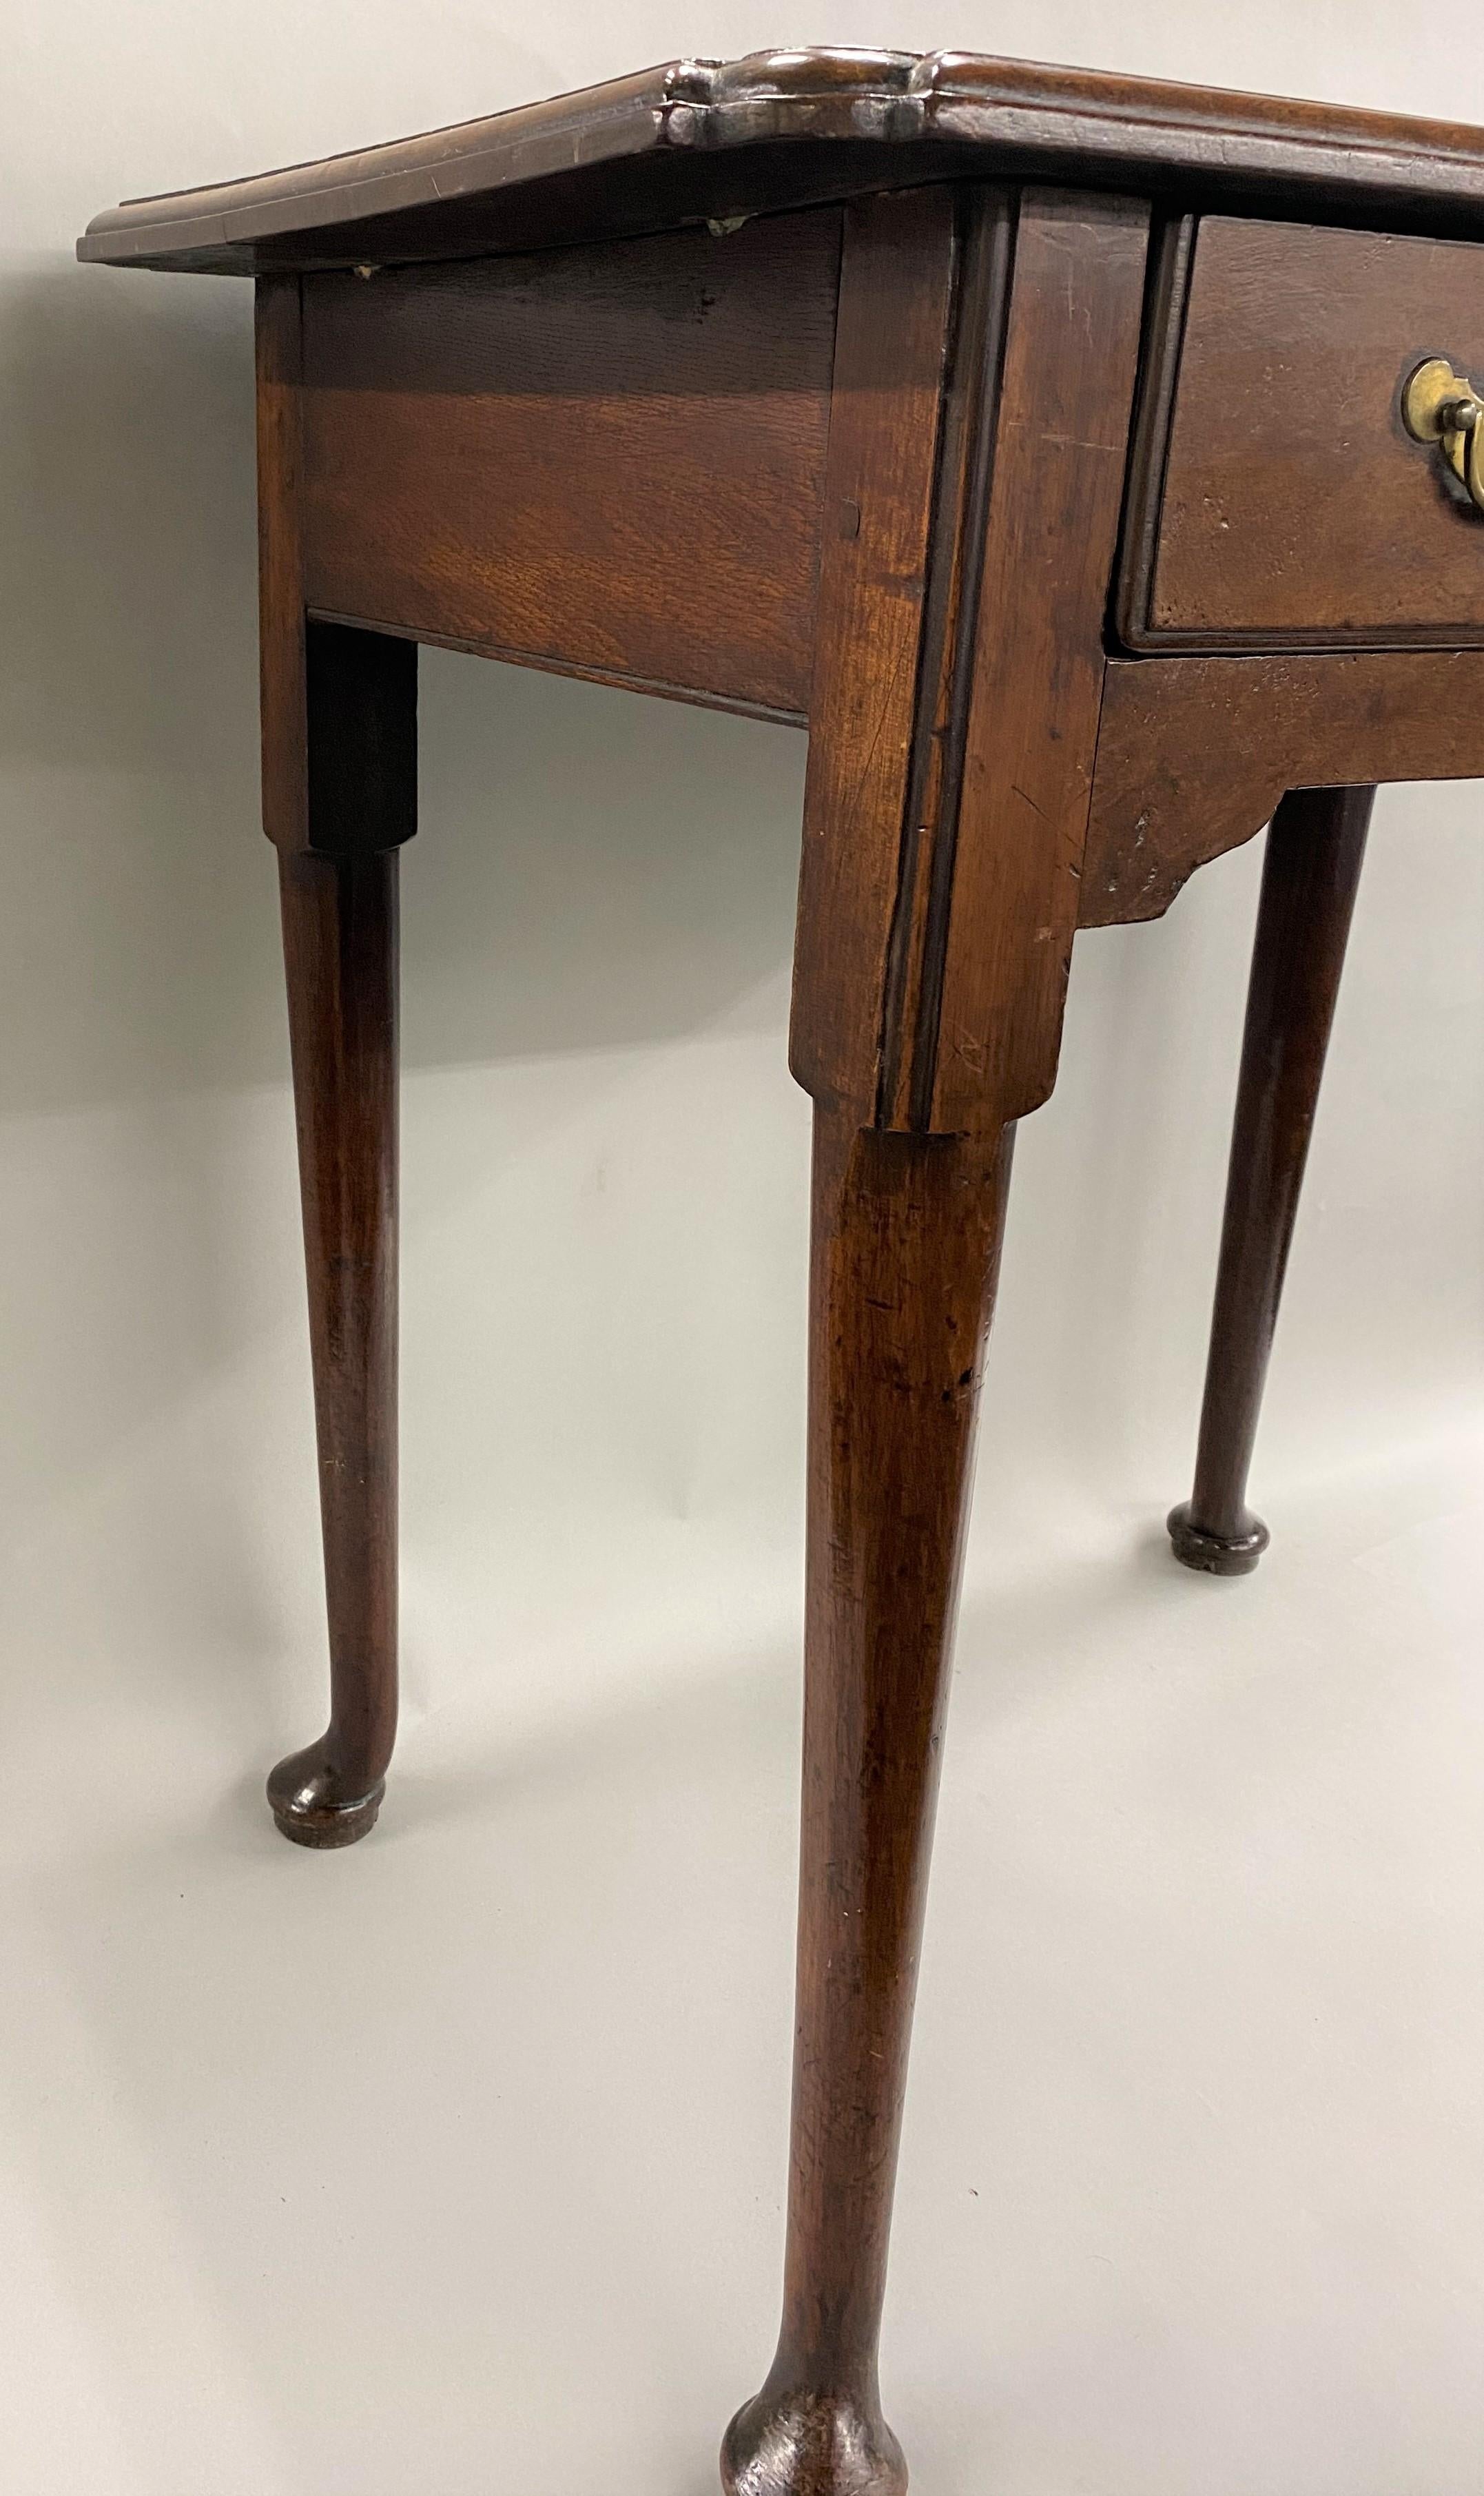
xmin=83 ymin=50 xmax=1484 ymax=2494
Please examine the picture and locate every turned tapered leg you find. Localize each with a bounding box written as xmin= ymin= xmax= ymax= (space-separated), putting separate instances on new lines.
xmin=257 ymin=267 xmax=418 ymax=1842
xmin=723 ymin=1108 xmax=1013 ymax=2496
xmin=268 ymin=846 xmax=400 ymax=1846
xmin=1169 ymin=784 xmax=1372 ymax=1576
xmin=264 ymin=616 xmax=414 ymax=1852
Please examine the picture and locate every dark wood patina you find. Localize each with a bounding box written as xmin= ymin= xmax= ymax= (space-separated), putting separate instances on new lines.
xmin=83 ymin=45 xmax=1484 ymax=2490
xmin=81 ymin=46 xmax=1484 ymax=275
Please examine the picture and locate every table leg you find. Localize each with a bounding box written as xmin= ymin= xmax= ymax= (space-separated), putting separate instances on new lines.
xmin=269 ymin=843 xmax=400 ymax=1845
xmin=723 ymin=1106 xmax=1012 ymax=2496
xmin=257 ymin=274 xmax=418 ymax=1841
xmin=1169 ymin=783 xmax=1372 ymax=1576
xmin=256 ymin=601 xmax=415 ymax=1848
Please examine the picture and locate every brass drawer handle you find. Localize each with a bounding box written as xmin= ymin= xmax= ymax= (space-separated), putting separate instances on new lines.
xmin=1403 ymin=355 xmax=1484 ymax=510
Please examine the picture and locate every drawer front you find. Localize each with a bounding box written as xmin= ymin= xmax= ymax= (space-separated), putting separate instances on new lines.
xmin=1120 ymin=216 xmax=1484 ymax=650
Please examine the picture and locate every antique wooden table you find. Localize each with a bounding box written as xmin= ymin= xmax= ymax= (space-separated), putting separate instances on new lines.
xmin=83 ymin=48 xmax=1484 ymax=2493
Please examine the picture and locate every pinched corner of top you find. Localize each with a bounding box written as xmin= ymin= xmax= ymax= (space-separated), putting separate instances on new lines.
xmin=666 ymin=48 xmax=925 ymax=108
xmin=659 ymin=48 xmax=933 ymax=152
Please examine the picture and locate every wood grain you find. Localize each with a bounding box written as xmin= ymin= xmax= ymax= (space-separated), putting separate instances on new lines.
xmin=1125 ymin=218 xmax=1484 ymax=649
xmin=788 ymin=185 xmax=960 ymax=1114
xmin=1083 ymin=647 xmax=1484 ymax=925
xmin=258 ymin=280 xmax=420 ymax=859
xmin=723 ymin=1108 xmax=1013 ymax=2496
xmin=256 ymin=276 xmax=309 ymax=853
xmin=298 ymin=212 xmax=839 ymax=721
xmin=880 ymin=192 xmax=1016 ymax=1132
xmin=1114 ymin=212 xmax=1198 ymax=651
xmin=925 ymin=189 xmax=1150 ymax=1135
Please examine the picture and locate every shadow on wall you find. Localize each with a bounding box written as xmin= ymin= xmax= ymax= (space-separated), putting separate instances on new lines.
xmin=0 ymin=256 xmax=807 ymax=1126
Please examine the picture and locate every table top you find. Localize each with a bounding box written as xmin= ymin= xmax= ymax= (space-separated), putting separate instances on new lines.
xmin=79 ymin=45 xmax=1484 ymax=278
